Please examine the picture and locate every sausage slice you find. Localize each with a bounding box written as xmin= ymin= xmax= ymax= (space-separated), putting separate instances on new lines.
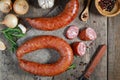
xmin=72 ymin=42 xmax=86 ymax=56
xmin=66 ymin=25 xmax=79 ymax=39
xmin=79 ymin=27 xmax=97 ymax=41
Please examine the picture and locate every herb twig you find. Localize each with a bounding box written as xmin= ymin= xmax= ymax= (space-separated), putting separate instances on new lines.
xmin=1 ymin=27 xmax=25 ymax=53
xmin=68 ymin=64 xmax=76 ymax=70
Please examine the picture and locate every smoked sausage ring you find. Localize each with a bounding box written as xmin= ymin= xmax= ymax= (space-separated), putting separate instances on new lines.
xmin=26 ymin=0 xmax=79 ymax=31
xmin=16 ymin=35 xmax=73 ymax=76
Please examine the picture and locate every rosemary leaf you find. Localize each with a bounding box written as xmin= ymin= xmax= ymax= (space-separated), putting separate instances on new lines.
xmin=1 ymin=27 xmax=25 ymax=53
xmin=68 ymin=64 xmax=76 ymax=70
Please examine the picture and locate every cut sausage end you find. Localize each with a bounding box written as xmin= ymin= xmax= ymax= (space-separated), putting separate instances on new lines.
xmin=66 ymin=25 xmax=79 ymax=39
xmin=79 ymin=27 xmax=97 ymax=41
xmin=72 ymin=42 xmax=86 ymax=56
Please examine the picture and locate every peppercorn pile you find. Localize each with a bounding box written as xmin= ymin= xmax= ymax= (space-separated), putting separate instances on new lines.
xmin=99 ymin=0 xmax=116 ymax=12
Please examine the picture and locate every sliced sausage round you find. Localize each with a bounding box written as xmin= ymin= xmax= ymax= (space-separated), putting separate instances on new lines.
xmin=66 ymin=25 xmax=79 ymax=39
xmin=16 ymin=35 xmax=73 ymax=76
xmin=72 ymin=42 xmax=86 ymax=56
xmin=79 ymin=27 xmax=97 ymax=41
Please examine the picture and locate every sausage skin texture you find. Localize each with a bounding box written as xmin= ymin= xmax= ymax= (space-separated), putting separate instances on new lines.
xmin=16 ymin=35 xmax=73 ymax=76
xmin=26 ymin=0 xmax=79 ymax=31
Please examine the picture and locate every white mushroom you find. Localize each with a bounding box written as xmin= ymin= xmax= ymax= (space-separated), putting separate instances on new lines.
xmin=38 ymin=0 xmax=54 ymax=9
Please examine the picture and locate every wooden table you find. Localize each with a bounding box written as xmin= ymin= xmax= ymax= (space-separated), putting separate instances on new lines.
xmin=0 ymin=0 xmax=119 ymax=80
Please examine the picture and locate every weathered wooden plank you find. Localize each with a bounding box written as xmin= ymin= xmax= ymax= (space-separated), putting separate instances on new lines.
xmin=108 ymin=15 xmax=120 ymax=80
xmin=0 ymin=0 xmax=53 ymax=80
xmin=87 ymin=1 xmax=107 ymax=80
xmin=53 ymin=0 xmax=107 ymax=80
xmin=0 ymin=0 xmax=107 ymax=80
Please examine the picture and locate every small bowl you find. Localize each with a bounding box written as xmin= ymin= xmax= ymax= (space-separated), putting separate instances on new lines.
xmin=95 ymin=0 xmax=120 ymax=17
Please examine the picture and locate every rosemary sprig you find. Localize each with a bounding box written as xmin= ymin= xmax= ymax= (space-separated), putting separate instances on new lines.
xmin=1 ymin=27 xmax=25 ymax=53
xmin=68 ymin=64 xmax=76 ymax=70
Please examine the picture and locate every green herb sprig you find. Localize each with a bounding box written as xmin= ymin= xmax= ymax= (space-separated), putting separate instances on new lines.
xmin=1 ymin=27 xmax=25 ymax=52
xmin=68 ymin=64 xmax=76 ymax=70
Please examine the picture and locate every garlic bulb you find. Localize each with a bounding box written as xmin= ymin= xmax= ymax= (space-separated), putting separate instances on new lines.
xmin=0 ymin=0 xmax=12 ymax=13
xmin=38 ymin=0 xmax=54 ymax=9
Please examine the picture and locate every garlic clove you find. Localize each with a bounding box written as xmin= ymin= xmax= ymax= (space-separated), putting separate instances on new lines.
xmin=42 ymin=4 xmax=46 ymax=9
xmin=38 ymin=0 xmax=54 ymax=9
xmin=49 ymin=0 xmax=54 ymax=8
xmin=18 ymin=24 xmax=27 ymax=34
xmin=0 ymin=40 xmax=6 ymax=51
xmin=49 ymin=0 xmax=54 ymax=7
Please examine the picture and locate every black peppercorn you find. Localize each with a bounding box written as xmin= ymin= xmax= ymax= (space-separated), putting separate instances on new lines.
xmin=99 ymin=0 xmax=116 ymax=12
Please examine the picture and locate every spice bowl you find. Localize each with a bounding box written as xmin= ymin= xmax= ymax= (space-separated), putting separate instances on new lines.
xmin=95 ymin=0 xmax=120 ymax=17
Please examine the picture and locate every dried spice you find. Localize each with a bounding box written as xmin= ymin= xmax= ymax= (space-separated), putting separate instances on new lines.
xmin=99 ymin=0 xmax=116 ymax=12
xmin=79 ymin=62 xmax=87 ymax=66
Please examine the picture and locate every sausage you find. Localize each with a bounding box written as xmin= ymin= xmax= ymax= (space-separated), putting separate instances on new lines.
xmin=79 ymin=27 xmax=97 ymax=41
xmin=16 ymin=35 xmax=73 ymax=76
xmin=72 ymin=42 xmax=86 ymax=56
xmin=26 ymin=0 xmax=79 ymax=31
xmin=66 ymin=25 xmax=79 ymax=39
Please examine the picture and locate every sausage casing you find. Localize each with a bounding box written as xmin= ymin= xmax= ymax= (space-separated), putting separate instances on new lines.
xmin=16 ymin=35 xmax=73 ymax=76
xmin=26 ymin=0 xmax=79 ymax=31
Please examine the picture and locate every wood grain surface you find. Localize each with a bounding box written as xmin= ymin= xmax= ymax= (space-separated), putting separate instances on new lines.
xmin=108 ymin=15 xmax=120 ymax=80
xmin=0 ymin=0 xmax=119 ymax=80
